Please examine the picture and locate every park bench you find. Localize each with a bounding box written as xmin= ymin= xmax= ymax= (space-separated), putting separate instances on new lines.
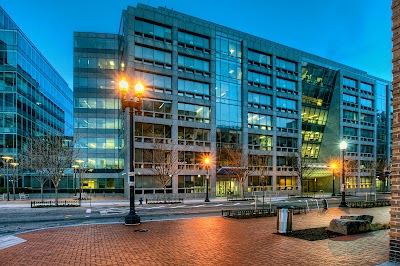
xmin=19 ymin=193 xmax=30 ymax=200
xmin=73 ymin=192 xmax=89 ymax=200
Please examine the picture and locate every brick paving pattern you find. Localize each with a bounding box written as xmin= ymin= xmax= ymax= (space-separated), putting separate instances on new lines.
xmin=0 ymin=207 xmax=391 ymax=266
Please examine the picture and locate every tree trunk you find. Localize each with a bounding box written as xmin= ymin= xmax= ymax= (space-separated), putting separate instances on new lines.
xmin=55 ymin=186 xmax=59 ymax=206
xmin=40 ymin=182 xmax=44 ymax=202
xmin=163 ymin=185 xmax=167 ymax=203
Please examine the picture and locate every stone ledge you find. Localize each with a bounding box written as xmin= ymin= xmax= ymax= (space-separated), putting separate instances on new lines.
xmin=328 ymin=219 xmax=371 ymax=235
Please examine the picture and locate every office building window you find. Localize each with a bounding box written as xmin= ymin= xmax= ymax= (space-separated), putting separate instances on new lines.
xmin=74 ymin=118 xmax=120 ymax=129
xmin=247 ymin=49 xmax=271 ymax=68
xmin=343 ymin=127 xmax=357 ymax=137
xmin=135 ymin=45 xmax=172 ymax=68
xmin=74 ymin=57 xmax=117 ymax=69
xmin=178 ymin=127 xmax=210 ymax=146
xmin=361 ymin=129 xmax=374 ymax=139
xmin=248 ymin=134 xmax=272 ymax=151
xmin=343 ymin=110 xmax=358 ymax=122
xmin=276 ymin=97 xmax=297 ymax=112
xmin=75 ymin=77 xmax=115 ymax=90
xmin=178 ymin=79 xmax=210 ymax=100
xmin=134 ymin=18 xmax=172 ymax=42
xmin=276 ymin=117 xmax=298 ymax=132
xmin=343 ymin=77 xmax=356 ymax=88
xmin=276 ymin=78 xmax=297 ymax=91
xmin=135 ymin=71 xmax=172 ymax=94
xmin=360 ymin=82 xmax=373 ymax=93
xmin=178 ymin=30 xmax=210 ymax=51
xmin=248 ymin=92 xmax=272 ymax=110
xmin=360 ymin=98 xmax=373 ymax=108
xmin=135 ymin=123 xmax=172 ymax=142
xmin=74 ymin=98 xmax=119 ymax=109
xmin=178 ymin=103 xmax=210 ymax=123
xmin=360 ymin=113 xmax=374 ymax=124
xmin=276 ymin=58 xmax=297 ymax=72
xmin=248 ymin=113 xmax=272 ymax=130
xmin=343 ymin=94 xmax=357 ymax=104
xmin=248 ymin=71 xmax=271 ymax=88
xmin=76 ymin=138 xmax=122 ymax=149
xmin=277 ymin=137 xmax=298 ymax=148
xmin=141 ymin=99 xmax=172 ymax=119
xmin=178 ymin=55 xmax=210 ymax=76
xmin=361 ymin=145 xmax=374 ymax=154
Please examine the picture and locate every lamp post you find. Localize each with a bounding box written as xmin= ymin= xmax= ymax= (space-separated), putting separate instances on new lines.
xmin=339 ymin=140 xmax=348 ymax=207
xmin=10 ymin=162 xmax=19 ymax=200
xmin=120 ymin=77 xmax=144 ymax=225
xmin=75 ymin=160 xmax=84 ymax=205
xmin=204 ymin=156 xmax=210 ymax=202
xmin=2 ymin=156 xmax=13 ymax=201
xmin=331 ymin=163 xmax=336 ymax=196
xmin=72 ymin=165 xmax=78 ymax=196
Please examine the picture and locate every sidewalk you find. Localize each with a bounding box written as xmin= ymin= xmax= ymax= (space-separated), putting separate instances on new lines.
xmin=0 ymin=206 xmax=395 ymax=265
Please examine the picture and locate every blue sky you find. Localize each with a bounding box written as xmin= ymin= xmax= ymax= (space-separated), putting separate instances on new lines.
xmin=1 ymin=0 xmax=392 ymax=88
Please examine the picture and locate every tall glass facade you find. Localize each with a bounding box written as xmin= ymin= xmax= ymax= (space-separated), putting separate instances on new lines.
xmin=0 ymin=7 xmax=73 ymax=190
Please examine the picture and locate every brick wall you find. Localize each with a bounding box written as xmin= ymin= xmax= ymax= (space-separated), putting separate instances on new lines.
xmin=391 ymin=0 xmax=400 ymax=262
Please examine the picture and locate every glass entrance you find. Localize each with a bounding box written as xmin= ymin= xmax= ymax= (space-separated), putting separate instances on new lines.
xmin=216 ymin=179 xmax=237 ymax=197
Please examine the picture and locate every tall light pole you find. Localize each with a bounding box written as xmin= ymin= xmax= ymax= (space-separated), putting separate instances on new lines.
xmin=204 ymin=156 xmax=210 ymax=202
xmin=2 ymin=156 xmax=13 ymax=201
xmin=120 ymin=77 xmax=144 ymax=225
xmin=75 ymin=160 xmax=84 ymax=205
xmin=10 ymin=162 xmax=19 ymax=200
xmin=339 ymin=140 xmax=348 ymax=207
xmin=72 ymin=165 xmax=79 ymax=196
xmin=331 ymin=163 xmax=336 ymax=196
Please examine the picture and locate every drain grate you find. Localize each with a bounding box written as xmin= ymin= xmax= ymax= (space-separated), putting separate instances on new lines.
xmin=134 ymin=229 xmax=149 ymax=232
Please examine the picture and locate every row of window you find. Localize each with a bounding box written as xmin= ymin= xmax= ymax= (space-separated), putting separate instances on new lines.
xmin=247 ymin=113 xmax=298 ymax=130
xmin=343 ymin=110 xmax=374 ymax=123
xmin=74 ymin=118 xmax=121 ymax=129
xmin=343 ymin=77 xmax=373 ymax=93
xmin=343 ymin=93 xmax=373 ymax=108
xmin=343 ymin=127 xmax=374 ymax=138
xmin=75 ymin=138 xmax=122 ymax=149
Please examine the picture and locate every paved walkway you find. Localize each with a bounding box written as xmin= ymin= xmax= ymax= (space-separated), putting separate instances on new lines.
xmin=0 ymin=206 xmax=394 ymax=265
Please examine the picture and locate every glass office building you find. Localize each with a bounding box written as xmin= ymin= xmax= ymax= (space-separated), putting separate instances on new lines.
xmin=0 ymin=7 xmax=73 ymax=189
xmin=74 ymin=4 xmax=392 ymax=198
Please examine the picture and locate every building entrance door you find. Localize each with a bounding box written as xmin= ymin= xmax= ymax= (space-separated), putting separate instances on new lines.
xmin=216 ymin=179 xmax=237 ymax=197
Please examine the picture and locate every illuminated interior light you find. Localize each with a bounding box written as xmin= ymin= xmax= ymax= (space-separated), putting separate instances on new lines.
xmin=229 ymin=69 xmax=234 ymax=74
xmin=196 ymin=107 xmax=203 ymax=113
xmin=109 ymin=61 xmax=115 ymax=66
xmin=229 ymin=49 xmax=235 ymax=54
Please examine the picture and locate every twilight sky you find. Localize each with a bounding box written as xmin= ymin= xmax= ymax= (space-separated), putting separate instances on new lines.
xmin=0 ymin=0 xmax=392 ymax=88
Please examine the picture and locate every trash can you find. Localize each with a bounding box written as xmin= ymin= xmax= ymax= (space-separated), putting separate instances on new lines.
xmin=277 ymin=206 xmax=294 ymax=234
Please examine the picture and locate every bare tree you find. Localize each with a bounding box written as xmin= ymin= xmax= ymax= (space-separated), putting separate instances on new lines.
xmin=375 ymin=157 xmax=388 ymax=192
xmin=288 ymin=155 xmax=317 ymax=198
xmin=26 ymin=136 xmax=75 ymax=205
xmin=144 ymin=143 xmax=181 ymax=203
xmin=223 ymin=147 xmax=252 ymax=199
xmin=249 ymin=154 xmax=272 ymax=208
xmin=21 ymin=137 xmax=50 ymax=202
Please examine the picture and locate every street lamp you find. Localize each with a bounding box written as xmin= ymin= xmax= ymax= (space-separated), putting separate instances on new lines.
xmin=204 ymin=156 xmax=210 ymax=202
xmin=10 ymin=162 xmax=19 ymax=200
xmin=331 ymin=163 xmax=336 ymax=196
xmin=72 ymin=165 xmax=79 ymax=196
xmin=75 ymin=160 xmax=84 ymax=205
xmin=339 ymin=140 xmax=348 ymax=207
xmin=1 ymin=156 xmax=13 ymax=201
xmin=120 ymin=77 xmax=144 ymax=225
